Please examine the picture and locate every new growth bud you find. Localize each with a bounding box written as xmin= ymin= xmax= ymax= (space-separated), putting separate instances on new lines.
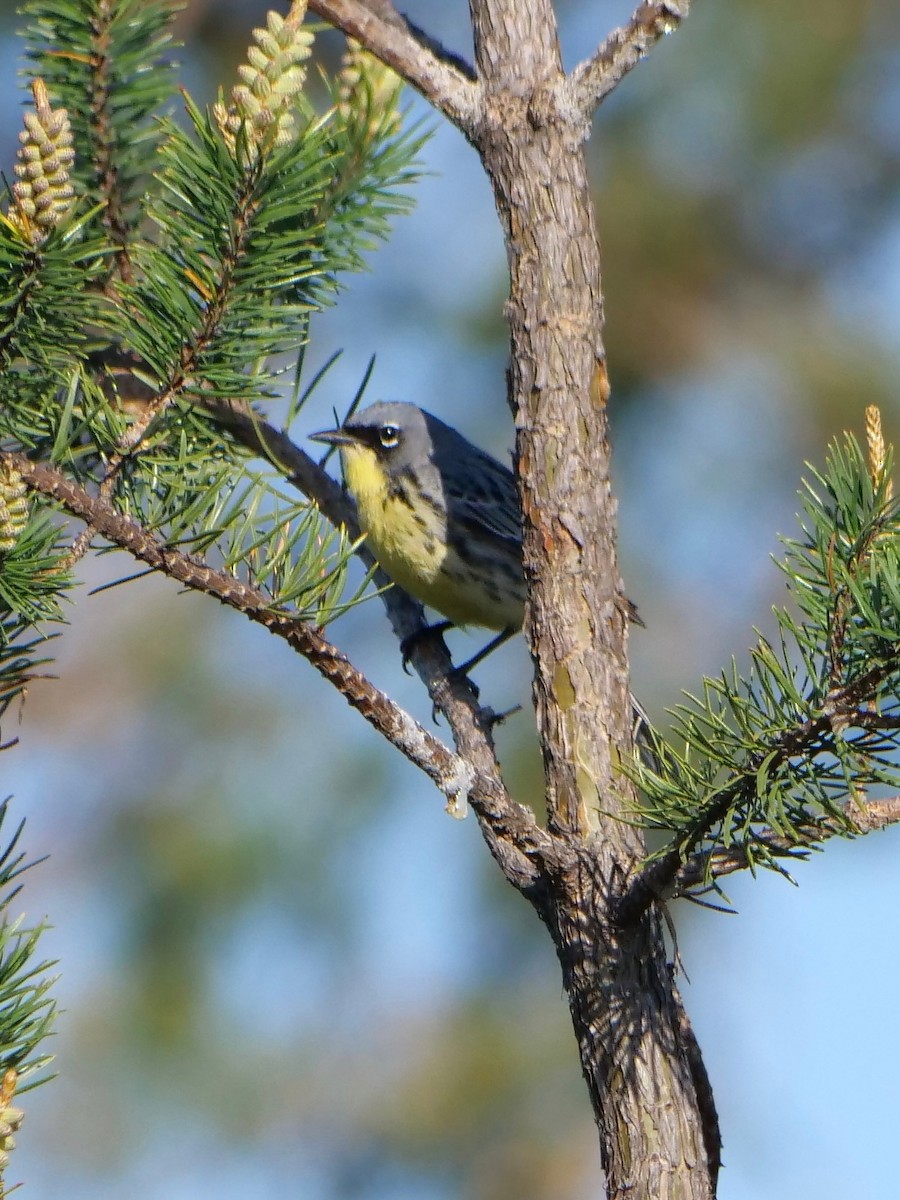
xmin=0 ymin=462 xmax=29 ymax=555
xmin=9 ymin=80 xmax=75 ymax=244
xmin=0 ymin=1069 xmax=22 ymax=1172
xmin=213 ymin=3 xmax=314 ymax=158
xmin=865 ymin=405 xmax=893 ymax=501
xmin=337 ymin=41 xmax=403 ymax=139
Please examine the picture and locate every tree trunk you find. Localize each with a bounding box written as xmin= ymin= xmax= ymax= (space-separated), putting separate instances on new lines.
xmin=538 ymin=858 xmax=719 ymax=1198
xmin=469 ymin=3 xmax=719 ymax=1194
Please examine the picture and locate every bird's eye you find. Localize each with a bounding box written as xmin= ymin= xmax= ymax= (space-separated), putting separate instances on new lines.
xmin=379 ymin=423 xmax=401 ymax=449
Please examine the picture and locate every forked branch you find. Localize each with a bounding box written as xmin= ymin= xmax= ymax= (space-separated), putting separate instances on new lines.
xmin=563 ymin=1 xmax=690 ymax=123
xmin=307 ymin=0 xmax=480 ymax=132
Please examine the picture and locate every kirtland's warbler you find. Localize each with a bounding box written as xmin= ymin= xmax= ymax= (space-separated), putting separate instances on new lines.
xmin=312 ymin=402 xmax=654 ymax=761
xmin=311 ymin=401 xmax=525 ymax=669
xmin=311 ymin=401 xmax=647 ymax=705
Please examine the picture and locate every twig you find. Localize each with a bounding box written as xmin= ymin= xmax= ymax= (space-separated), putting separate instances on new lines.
xmin=7 ymin=451 xmax=459 ymax=793
xmin=8 ymin=448 xmax=557 ymax=888
xmin=203 ymin=397 xmax=364 ymax=540
xmin=89 ymin=0 xmax=135 ymax=284
xmin=58 ymin=376 xmax=186 ymax=572
xmin=616 ymin=669 xmax=900 ymax=923
xmin=562 ymin=2 xmax=689 ymax=123
xmin=673 ymin=795 xmax=900 ymax=893
xmin=307 ymin=0 xmax=480 ymax=132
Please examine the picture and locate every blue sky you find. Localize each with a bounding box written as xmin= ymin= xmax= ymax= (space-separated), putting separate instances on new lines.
xmin=2 ymin=2 xmax=900 ymax=1198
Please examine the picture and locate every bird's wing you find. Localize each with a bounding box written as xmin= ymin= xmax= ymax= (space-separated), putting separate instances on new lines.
xmin=444 ymin=450 xmax=522 ymax=549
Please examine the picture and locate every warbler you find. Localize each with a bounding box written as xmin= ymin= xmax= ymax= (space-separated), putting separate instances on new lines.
xmin=310 ymin=400 xmax=649 ymax=691
xmin=311 ymin=401 xmax=656 ymax=758
xmin=310 ymin=401 xmax=525 ymax=667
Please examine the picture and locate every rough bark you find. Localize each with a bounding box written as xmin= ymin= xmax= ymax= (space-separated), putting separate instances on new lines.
xmin=466 ymin=2 xmax=718 ymax=1196
xmin=531 ymin=856 xmax=719 ymax=1199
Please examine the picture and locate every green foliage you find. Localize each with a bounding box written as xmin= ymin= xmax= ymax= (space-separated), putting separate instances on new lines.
xmin=2 ymin=0 xmax=426 ymax=635
xmin=0 ymin=519 xmax=69 ymax=635
xmin=0 ymin=213 xmax=107 ymax=372
xmin=0 ymin=468 xmax=71 ymax=724
xmin=21 ymin=0 xmax=177 ymax=233
xmin=635 ymin=432 xmax=900 ymax=883
xmin=0 ymin=801 xmax=57 ymax=1091
xmin=118 ymin=94 xmax=337 ymax=401
xmin=321 ymin=51 xmax=427 ymax=277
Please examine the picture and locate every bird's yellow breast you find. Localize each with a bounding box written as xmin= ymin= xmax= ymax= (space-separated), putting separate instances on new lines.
xmin=339 ymin=442 xmax=519 ymax=630
xmin=341 ymin=442 xmax=447 ymax=594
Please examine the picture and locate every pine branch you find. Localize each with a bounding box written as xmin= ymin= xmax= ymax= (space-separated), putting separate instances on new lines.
xmin=5 ymin=449 xmax=554 ymax=886
xmin=94 ymin=136 xmax=264 ymax=480
xmin=307 ymin=0 xmax=480 ymax=131
xmin=85 ymin=0 xmax=140 ymax=282
xmin=21 ymin=0 xmax=177 ymax=286
xmin=617 ymin=690 xmax=900 ymax=921
xmin=0 ymin=798 xmax=59 ymax=1189
xmin=62 ymin=10 xmax=426 ymax=562
xmin=0 ymin=79 xmax=105 ymax=376
xmin=672 ymin=794 xmax=900 ymax=894
xmin=616 ymin=429 xmax=900 ymax=922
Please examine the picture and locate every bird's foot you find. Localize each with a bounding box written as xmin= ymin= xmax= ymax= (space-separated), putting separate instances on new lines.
xmin=400 ymin=620 xmax=453 ymax=674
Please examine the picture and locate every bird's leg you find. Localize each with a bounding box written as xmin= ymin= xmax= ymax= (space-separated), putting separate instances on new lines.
xmin=453 ymin=626 xmax=516 ymax=678
xmin=400 ymin=620 xmax=453 ymax=673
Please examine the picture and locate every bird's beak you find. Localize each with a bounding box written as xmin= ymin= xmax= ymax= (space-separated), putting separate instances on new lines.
xmin=309 ymin=427 xmax=359 ymax=447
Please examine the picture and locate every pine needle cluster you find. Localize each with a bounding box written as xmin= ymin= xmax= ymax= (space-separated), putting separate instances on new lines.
xmin=0 ymin=0 xmax=428 ymax=1134
xmin=633 ymin=421 xmax=900 ymax=889
xmin=2 ymin=0 xmax=424 ymax=626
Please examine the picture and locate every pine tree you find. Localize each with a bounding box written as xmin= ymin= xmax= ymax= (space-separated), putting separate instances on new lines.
xmin=1 ymin=1 xmax=899 ymax=1196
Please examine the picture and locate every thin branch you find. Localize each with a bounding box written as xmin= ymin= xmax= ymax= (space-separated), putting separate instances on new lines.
xmin=561 ymin=1 xmax=689 ymax=124
xmin=203 ymin=397 xmax=364 ymax=541
xmin=89 ymin=0 xmax=135 ymax=284
xmin=202 ymin=398 xmax=561 ymax=886
xmin=673 ymin=794 xmax=900 ymax=893
xmin=307 ymin=0 xmax=480 ymax=132
xmin=616 ymin=667 xmax=900 ymax=924
xmin=8 ymin=447 xmax=557 ymax=888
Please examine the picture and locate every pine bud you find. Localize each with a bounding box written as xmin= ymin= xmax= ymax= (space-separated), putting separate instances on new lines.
xmin=865 ymin=405 xmax=892 ymax=501
xmin=337 ymin=41 xmax=403 ymax=139
xmin=0 ymin=463 xmax=29 ymax=555
xmin=0 ymin=1069 xmax=22 ymax=1174
xmin=9 ymin=80 xmax=75 ymax=244
xmin=213 ymin=3 xmax=314 ymax=157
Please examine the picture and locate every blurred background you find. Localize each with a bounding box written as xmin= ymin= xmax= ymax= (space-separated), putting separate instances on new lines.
xmin=2 ymin=0 xmax=900 ymax=1197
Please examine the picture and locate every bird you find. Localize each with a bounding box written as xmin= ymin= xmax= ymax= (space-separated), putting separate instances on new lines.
xmin=310 ymin=400 xmax=526 ymax=673
xmin=310 ymin=400 xmax=652 ymax=741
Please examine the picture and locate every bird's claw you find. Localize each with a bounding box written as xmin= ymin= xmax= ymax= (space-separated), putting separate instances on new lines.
xmin=400 ymin=621 xmax=453 ymax=673
xmin=484 ymin=703 xmax=521 ymax=729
